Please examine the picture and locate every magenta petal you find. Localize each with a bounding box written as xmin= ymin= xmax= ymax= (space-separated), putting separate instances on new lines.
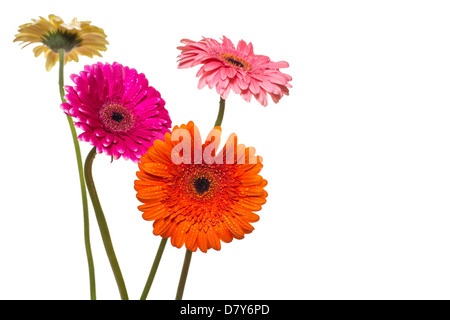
xmin=116 ymin=139 xmax=127 ymax=154
xmin=124 ymin=137 xmax=139 ymax=152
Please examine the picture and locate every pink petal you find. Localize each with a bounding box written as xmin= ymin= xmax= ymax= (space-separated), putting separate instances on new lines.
xmin=249 ymin=79 xmax=260 ymax=94
xmin=203 ymin=61 xmax=223 ymax=72
xmin=254 ymin=91 xmax=268 ymax=106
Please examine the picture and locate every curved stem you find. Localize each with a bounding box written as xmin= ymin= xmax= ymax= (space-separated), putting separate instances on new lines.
xmin=214 ymin=97 xmax=226 ymax=127
xmin=140 ymin=238 xmax=168 ymax=300
xmin=84 ymin=146 xmax=129 ymax=300
xmin=175 ymin=249 xmax=193 ymax=300
xmin=58 ymin=49 xmax=96 ymax=300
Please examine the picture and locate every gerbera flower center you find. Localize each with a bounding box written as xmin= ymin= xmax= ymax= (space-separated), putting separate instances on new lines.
xmin=111 ymin=112 xmax=125 ymax=123
xmin=100 ymin=103 xmax=134 ymax=133
xmin=41 ymin=30 xmax=82 ymax=52
xmin=221 ymin=53 xmax=251 ymax=71
xmin=181 ymin=166 xmax=220 ymax=200
xmin=194 ymin=177 xmax=211 ymax=194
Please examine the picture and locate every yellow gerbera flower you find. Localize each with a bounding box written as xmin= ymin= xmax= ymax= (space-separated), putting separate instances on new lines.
xmin=14 ymin=14 xmax=109 ymax=71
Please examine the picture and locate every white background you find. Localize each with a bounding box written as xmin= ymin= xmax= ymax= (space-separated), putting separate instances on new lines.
xmin=1 ymin=0 xmax=450 ymax=300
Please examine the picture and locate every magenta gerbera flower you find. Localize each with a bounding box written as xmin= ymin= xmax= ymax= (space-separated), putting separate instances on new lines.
xmin=61 ymin=62 xmax=171 ymax=162
xmin=177 ymin=36 xmax=292 ymax=106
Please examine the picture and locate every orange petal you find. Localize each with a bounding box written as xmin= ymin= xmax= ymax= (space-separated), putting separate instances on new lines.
xmin=136 ymin=186 xmax=165 ymax=202
xmin=224 ymin=216 xmax=245 ymax=239
xmin=171 ymin=220 xmax=189 ymax=249
xmin=215 ymin=223 xmax=234 ymax=243
xmin=153 ymin=218 xmax=172 ymax=236
xmin=241 ymin=163 xmax=263 ymax=176
xmin=241 ymin=210 xmax=260 ymax=223
xmin=152 ymin=139 xmax=174 ymax=162
xmin=134 ymin=177 xmax=164 ymax=188
xmin=207 ymin=227 xmax=221 ymax=251
xmin=239 ymin=174 xmax=263 ymax=186
xmin=185 ymin=223 xmax=199 ymax=250
xmin=141 ymin=162 xmax=171 ymax=178
xmin=239 ymin=186 xmax=266 ymax=196
xmin=137 ymin=200 xmax=163 ymax=211
xmin=239 ymin=198 xmax=263 ymax=211
xmin=197 ymin=229 xmax=209 ymax=253
xmin=235 ymin=216 xmax=255 ymax=234
xmin=141 ymin=205 xmax=166 ymax=221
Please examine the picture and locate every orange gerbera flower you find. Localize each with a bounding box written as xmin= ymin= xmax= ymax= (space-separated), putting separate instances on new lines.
xmin=134 ymin=121 xmax=268 ymax=253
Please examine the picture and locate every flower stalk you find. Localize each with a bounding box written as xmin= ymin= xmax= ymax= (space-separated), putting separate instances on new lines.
xmin=58 ymin=49 xmax=96 ymax=300
xmin=175 ymin=249 xmax=193 ymax=300
xmin=214 ymin=97 xmax=226 ymax=127
xmin=140 ymin=238 xmax=168 ymax=300
xmin=84 ymin=146 xmax=128 ymax=300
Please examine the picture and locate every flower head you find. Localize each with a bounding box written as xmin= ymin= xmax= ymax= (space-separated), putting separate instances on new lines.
xmin=61 ymin=62 xmax=171 ymax=162
xmin=177 ymin=36 xmax=292 ymax=106
xmin=14 ymin=14 xmax=108 ymax=71
xmin=134 ymin=121 xmax=268 ymax=253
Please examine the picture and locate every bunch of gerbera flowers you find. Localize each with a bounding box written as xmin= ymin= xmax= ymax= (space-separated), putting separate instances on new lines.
xmin=14 ymin=14 xmax=291 ymax=300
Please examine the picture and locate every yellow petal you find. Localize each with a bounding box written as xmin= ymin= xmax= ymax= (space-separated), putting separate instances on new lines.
xmin=33 ymin=45 xmax=48 ymax=57
xmin=45 ymin=51 xmax=58 ymax=71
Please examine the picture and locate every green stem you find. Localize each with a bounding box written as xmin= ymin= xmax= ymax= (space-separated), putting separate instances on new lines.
xmin=214 ymin=97 xmax=226 ymax=127
xmin=84 ymin=146 xmax=129 ymax=300
xmin=58 ymin=49 xmax=66 ymax=102
xmin=140 ymin=238 xmax=168 ymax=300
xmin=175 ymin=249 xmax=193 ymax=300
xmin=58 ymin=49 xmax=96 ymax=300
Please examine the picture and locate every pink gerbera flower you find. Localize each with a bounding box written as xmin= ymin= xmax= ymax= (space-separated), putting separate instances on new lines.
xmin=177 ymin=36 xmax=292 ymax=106
xmin=61 ymin=62 xmax=171 ymax=162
